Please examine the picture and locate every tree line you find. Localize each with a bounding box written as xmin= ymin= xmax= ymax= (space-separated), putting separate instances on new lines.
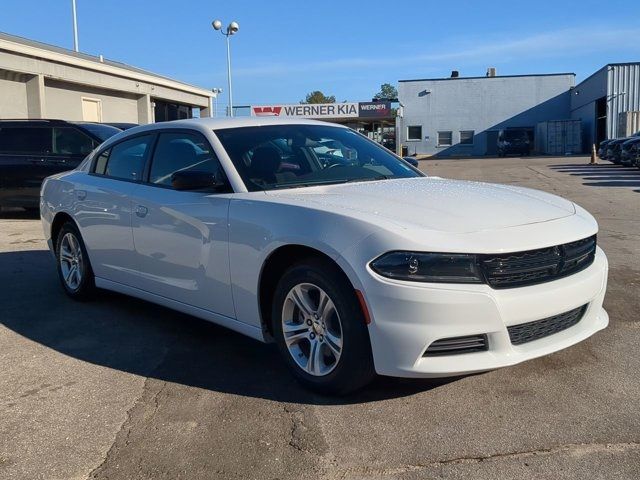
xmin=301 ymin=83 xmax=397 ymax=104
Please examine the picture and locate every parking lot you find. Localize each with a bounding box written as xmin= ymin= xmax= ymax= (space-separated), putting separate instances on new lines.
xmin=1 ymin=155 xmax=639 ymax=480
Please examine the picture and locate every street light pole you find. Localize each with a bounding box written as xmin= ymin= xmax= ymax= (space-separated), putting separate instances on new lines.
xmin=71 ymin=0 xmax=79 ymax=52
xmin=212 ymin=20 xmax=239 ymax=117
xmin=225 ymin=34 xmax=233 ymax=117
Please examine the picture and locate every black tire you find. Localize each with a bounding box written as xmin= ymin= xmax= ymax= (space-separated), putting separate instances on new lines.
xmin=271 ymin=259 xmax=375 ymax=395
xmin=55 ymin=221 xmax=95 ymax=300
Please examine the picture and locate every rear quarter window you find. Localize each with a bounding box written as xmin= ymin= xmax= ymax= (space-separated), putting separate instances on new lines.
xmin=93 ymin=135 xmax=152 ymax=181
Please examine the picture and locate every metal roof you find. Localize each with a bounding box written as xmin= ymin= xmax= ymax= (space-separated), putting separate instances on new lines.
xmin=574 ymin=62 xmax=640 ymax=89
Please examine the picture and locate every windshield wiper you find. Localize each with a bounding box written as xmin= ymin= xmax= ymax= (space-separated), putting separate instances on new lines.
xmin=344 ymin=175 xmax=390 ymax=183
xmin=270 ymin=180 xmax=350 ymax=189
xmin=268 ymin=175 xmax=391 ymax=190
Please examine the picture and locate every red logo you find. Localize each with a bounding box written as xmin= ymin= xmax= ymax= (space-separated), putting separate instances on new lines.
xmin=253 ymin=106 xmax=282 ymax=116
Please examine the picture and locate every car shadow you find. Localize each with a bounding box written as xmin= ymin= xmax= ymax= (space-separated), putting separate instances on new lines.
xmin=548 ymin=161 xmax=640 ymax=191
xmin=0 ymin=207 xmax=40 ymax=219
xmin=0 ymin=249 xmax=460 ymax=405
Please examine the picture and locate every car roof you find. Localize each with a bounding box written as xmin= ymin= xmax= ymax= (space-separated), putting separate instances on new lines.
xmin=124 ymin=116 xmax=349 ymax=133
xmin=0 ymin=118 xmax=74 ymax=126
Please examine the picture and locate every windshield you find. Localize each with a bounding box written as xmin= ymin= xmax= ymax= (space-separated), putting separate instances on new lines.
xmin=214 ymin=124 xmax=422 ymax=191
xmin=77 ymin=123 xmax=122 ymax=141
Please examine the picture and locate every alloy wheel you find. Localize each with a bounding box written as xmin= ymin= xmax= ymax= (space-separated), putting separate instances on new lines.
xmin=59 ymin=232 xmax=83 ymax=291
xmin=281 ymin=283 xmax=343 ymax=376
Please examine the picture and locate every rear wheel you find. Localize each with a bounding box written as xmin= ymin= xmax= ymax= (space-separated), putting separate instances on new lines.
xmin=55 ymin=221 xmax=95 ymax=300
xmin=272 ymin=259 xmax=375 ymax=395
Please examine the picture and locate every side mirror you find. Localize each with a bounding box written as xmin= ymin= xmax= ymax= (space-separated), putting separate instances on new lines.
xmin=171 ymin=169 xmax=228 ymax=192
xmin=403 ymin=156 xmax=419 ymax=167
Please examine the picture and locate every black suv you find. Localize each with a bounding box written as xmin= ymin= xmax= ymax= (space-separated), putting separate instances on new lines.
xmin=0 ymin=119 xmax=121 ymax=210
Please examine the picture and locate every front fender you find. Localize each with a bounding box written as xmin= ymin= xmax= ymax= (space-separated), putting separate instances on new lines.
xmin=227 ymin=199 xmax=376 ymax=331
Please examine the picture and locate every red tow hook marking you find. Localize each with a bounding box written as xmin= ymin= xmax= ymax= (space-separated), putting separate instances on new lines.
xmin=355 ymin=289 xmax=372 ymax=325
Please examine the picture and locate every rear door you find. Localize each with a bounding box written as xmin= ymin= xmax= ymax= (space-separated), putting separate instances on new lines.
xmin=129 ymin=130 xmax=235 ymax=317
xmin=0 ymin=125 xmax=54 ymax=208
xmin=75 ymin=133 xmax=154 ymax=286
xmin=49 ymin=126 xmax=99 ymax=172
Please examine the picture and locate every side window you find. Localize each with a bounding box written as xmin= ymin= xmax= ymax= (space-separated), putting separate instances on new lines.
xmin=149 ymin=132 xmax=222 ymax=187
xmin=52 ymin=127 xmax=97 ymax=156
xmin=96 ymin=135 xmax=152 ymax=181
xmin=0 ymin=127 xmax=52 ymax=154
xmin=94 ymin=149 xmax=110 ymax=174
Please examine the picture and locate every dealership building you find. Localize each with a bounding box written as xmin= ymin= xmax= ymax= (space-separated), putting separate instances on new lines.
xmin=570 ymin=63 xmax=640 ymax=146
xmin=0 ymin=32 xmax=214 ymax=124
xmin=397 ymin=64 xmax=640 ymax=157
xmin=397 ymin=71 xmax=576 ymax=156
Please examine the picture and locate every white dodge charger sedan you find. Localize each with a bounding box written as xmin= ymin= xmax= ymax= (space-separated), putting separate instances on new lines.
xmin=40 ymin=117 xmax=609 ymax=394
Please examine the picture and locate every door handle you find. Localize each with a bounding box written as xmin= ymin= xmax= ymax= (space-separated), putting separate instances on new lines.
xmin=135 ymin=205 xmax=148 ymax=218
xmin=75 ymin=190 xmax=87 ymax=200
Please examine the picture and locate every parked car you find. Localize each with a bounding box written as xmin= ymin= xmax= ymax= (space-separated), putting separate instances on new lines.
xmin=40 ymin=118 xmax=609 ymax=394
xmin=106 ymin=122 xmax=138 ymax=130
xmin=630 ymin=139 xmax=640 ymax=168
xmin=597 ymin=139 xmax=613 ymax=159
xmin=608 ymin=131 xmax=640 ymax=164
xmin=402 ymin=156 xmax=419 ymax=167
xmin=606 ymin=138 xmax=628 ymax=164
xmin=620 ymin=136 xmax=640 ymax=166
xmin=0 ymin=119 xmax=121 ymax=210
xmin=497 ymin=129 xmax=531 ymax=157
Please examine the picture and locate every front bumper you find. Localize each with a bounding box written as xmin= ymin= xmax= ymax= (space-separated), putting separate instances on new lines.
xmin=363 ymin=247 xmax=609 ymax=378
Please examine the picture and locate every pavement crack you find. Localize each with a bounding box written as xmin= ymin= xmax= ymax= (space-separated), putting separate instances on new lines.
xmin=284 ymin=405 xmax=308 ymax=453
xmin=85 ymin=377 xmax=168 ymax=479
xmin=335 ymin=442 xmax=640 ymax=478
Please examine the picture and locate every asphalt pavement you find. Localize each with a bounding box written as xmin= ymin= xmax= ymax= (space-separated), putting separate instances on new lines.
xmin=0 ymin=156 xmax=638 ymax=479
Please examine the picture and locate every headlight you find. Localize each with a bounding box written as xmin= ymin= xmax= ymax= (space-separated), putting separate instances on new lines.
xmin=370 ymin=252 xmax=483 ymax=283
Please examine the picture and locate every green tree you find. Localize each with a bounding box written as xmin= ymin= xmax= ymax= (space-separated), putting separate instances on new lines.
xmin=301 ymin=91 xmax=336 ymax=104
xmin=373 ymin=83 xmax=398 ymax=101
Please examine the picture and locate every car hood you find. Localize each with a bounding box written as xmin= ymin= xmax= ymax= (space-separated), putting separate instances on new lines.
xmin=264 ymin=177 xmax=576 ymax=234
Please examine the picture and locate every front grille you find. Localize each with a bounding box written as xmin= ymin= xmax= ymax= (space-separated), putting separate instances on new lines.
xmin=424 ymin=334 xmax=488 ymax=356
xmin=507 ymin=304 xmax=588 ymax=346
xmin=479 ymin=235 xmax=596 ymax=289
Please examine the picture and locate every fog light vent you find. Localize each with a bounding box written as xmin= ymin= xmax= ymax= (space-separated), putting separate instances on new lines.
xmin=424 ymin=334 xmax=488 ymax=356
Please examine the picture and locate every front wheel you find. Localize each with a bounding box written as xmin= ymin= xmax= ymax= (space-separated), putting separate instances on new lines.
xmin=55 ymin=221 xmax=95 ymax=300
xmin=272 ymin=259 xmax=375 ymax=395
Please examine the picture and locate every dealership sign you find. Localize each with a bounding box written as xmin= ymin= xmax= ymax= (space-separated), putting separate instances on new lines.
xmin=251 ymin=101 xmax=392 ymax=119
xmin=358 ymin=101 xmax=392 ymax=118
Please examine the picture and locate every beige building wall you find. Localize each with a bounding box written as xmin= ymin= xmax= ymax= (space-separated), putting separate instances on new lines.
xmin=0 ymin=71 xmax=28 ymax=117
xmin=44 ymin=79 xmax=139 ymax=122
xmin=0 ymin=32 xmax=213 ymax=123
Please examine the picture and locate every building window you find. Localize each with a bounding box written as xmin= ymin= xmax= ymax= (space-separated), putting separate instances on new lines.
xmin=437 ymin=131 xmax=452 ymax=147
xmin=460 ymin=130 xmax=475 ymax=145
xmin=407 ymin=125 xmax=422 ymax=141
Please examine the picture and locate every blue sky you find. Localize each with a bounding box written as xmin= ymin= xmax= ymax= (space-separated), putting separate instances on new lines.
xmin=1 ymin=0 xmax=639 ymax=110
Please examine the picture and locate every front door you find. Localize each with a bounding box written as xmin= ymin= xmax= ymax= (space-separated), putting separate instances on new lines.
xmin=0 ymin=125 xmax=56 ymax=208
xmin=129 ymin=130 xmax=235 ymax=318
